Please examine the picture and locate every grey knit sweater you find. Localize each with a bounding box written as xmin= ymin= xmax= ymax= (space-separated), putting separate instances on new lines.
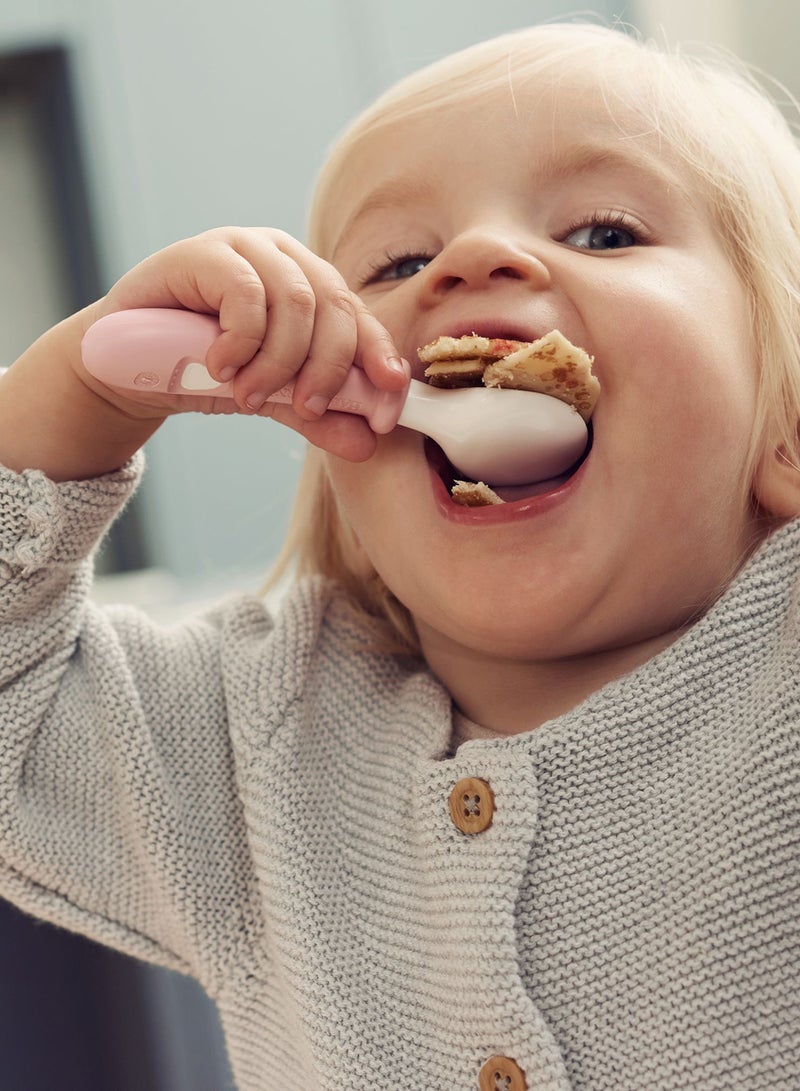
xmin=0 ymin=457 xmax=798 ymax=1090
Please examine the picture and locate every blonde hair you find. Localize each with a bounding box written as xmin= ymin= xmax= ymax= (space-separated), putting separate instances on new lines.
xmin=271 ymin=21 xmax=800 ymax=653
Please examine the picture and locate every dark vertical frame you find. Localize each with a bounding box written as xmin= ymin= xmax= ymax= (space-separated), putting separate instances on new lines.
xmin=0 ymin=46 xmax=101 ymax=313
xmin=0 ymin=44 xmax=160 ymax=1091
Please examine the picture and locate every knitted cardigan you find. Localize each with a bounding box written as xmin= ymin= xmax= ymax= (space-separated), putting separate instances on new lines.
xmin=0 ymin=458 xmax=798 ymax=1090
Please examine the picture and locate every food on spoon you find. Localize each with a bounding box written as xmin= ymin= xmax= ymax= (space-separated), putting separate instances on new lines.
xmin=483 ymin=331 xmax=598 ymax=422
xmin=418 ymin=329 xmax=598 ymax=506
xmin=420 ymin=329 xmax=598 ymax=421
xmin=419 ymin=335 xmax=527 ymax=388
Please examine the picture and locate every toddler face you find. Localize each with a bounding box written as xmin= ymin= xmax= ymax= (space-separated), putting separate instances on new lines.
xmin=322 ymin=72 xmax=765 ymax=668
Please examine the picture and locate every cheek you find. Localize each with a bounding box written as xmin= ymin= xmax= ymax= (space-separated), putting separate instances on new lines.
xmin=322 ymin=439 xmax=423 ymax=567
xmin=323 ymin=458 xmax=372 ymax=545
xmin=591 ymin=260 xmax=758 ymax=457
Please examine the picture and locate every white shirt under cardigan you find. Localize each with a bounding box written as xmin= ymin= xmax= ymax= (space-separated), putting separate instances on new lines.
xmin=0 ymin=456 xmax=797 ymax=1090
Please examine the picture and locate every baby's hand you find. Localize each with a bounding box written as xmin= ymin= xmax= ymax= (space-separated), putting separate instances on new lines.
xmin=90 ymin=227 xmax=406 ymax=461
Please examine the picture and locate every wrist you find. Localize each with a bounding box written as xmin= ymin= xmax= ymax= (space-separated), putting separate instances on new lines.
xmin=0 ymin=307 xmax=167 ymax=480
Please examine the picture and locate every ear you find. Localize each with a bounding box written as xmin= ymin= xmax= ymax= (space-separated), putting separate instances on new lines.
xmin=753 ymin=439 xmax=800 ymax=518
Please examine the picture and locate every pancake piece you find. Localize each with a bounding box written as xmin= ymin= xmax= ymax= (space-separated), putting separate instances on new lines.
xmin=482 ymin=330 xmax=598 ymax=422
xmin=420 ymin=335 xmax=527 ymax=387
xmin=450 ymin=480 xmax=504 ymax=506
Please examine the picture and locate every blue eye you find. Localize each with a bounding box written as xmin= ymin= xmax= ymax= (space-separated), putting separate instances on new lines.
xmin=365 ymin=252 xmax=432 ymax=285
xmin=390 ymin=255 xmax=431 ymax=278
xmin=564 ymin=218 xmax=640 ymax=251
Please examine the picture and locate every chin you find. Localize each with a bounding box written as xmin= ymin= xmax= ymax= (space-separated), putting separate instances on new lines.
xmin=411 ymin=587 xmax=589 ymax=661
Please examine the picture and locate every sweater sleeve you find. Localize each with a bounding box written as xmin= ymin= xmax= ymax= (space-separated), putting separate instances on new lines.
xmin=0 ymin=459 xmax=263 ymax=993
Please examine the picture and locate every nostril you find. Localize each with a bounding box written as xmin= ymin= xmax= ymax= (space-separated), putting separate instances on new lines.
xmin=437 ymin=266 xmax=523 ymax=291
xmin=490 ymin=266 xmax=524 ymax=280
xmin=438 ymin=275 xmax=463 ymax=292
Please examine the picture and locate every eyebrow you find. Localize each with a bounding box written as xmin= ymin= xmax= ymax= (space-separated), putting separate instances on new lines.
xmin=332 ymin=176 xmax=438 ymax=260
xmin=541 ymin=143 xmax=690 ymax=195
xmin=331 ymin=142 xmax=689 ymax=258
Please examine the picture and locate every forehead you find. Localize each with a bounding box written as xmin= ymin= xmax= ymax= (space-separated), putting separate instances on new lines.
xmin=321 ymin=75 xmax=689 ymax=257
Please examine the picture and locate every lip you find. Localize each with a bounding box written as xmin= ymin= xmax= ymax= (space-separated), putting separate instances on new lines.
xmin=426 ymin=437 xmax=590 ymax=524
xmin=436 ymin=321 xmax=534 ymax=342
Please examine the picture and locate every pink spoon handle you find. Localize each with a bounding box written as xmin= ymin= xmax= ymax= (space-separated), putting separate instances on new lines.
xmin=81 ymin=308 xmax=409 ymax=434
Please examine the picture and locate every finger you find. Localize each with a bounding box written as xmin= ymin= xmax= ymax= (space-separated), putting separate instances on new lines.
xmin=262 ymin=239 xmax=405 ymax=420
xmin=245 ymin=233 xmax=362 ymax=420
xmin=351 ymin=296 xmax=408 ymax=391
xmin=280 ymin=258 xmax=360 ymax=420
xmin=109 ymin=234 xmax=270 ymax=379
xmin=185 ymin=239 xmax=270 ymax=375
xmin=224 ymin=245 xmax=318 ymax=412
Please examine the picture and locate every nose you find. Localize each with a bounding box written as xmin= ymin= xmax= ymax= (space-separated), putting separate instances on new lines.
xmin=420 ymin=228 xmax=552 ymax=300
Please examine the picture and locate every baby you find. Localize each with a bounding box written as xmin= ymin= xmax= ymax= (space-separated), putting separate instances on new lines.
xmin=0 ymin=21 xmax=798 ymax=1091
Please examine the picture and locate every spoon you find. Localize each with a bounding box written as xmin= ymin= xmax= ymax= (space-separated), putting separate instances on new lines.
xmin=81 ymin=308 xmax=588 ymax=486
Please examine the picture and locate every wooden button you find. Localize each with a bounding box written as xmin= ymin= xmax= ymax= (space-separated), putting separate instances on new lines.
xmin=478 ymin=1054 xmax=527 ymax=1090
xmin=448 ymin=776 xmax=494 ymax=834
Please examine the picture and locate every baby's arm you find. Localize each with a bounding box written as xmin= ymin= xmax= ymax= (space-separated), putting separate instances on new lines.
xmin=0 ymin=226 xmax=404 ymax=981
xmin=0 ymin=462 xmax=264 ymax=984
xmin=0 ymin=227 xmax=405 ymax=481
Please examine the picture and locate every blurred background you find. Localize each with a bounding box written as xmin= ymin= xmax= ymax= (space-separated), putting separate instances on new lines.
xmin=0 ymin=0 xmax=795 ymax=1087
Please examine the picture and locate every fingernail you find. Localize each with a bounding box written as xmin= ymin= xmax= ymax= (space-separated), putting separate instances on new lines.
xmin=304 ymin=394 xmax=330 ymax=417
xmin=245 ymin=391 xmax=267 ymax=411
xmin=218 ymin=366 xmax=237 ymax=382
xmin=387 ymin=356 xmax=407 ymax=375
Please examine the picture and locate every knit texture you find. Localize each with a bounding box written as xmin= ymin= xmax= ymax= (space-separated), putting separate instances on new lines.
xmin=0 ymin=458 xmax=798 ymax=1089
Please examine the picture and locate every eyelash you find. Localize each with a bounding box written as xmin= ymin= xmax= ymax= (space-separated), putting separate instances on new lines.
xmin=360 ymin=208 xmax=651 ymax=286
xmin=560 ymin=208 xmax=651 ymax=246
xmin=361 ymin=248 xmax=434 ymax=287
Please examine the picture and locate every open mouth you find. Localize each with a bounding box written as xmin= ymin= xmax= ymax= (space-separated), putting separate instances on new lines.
xmin=417 ymin=328 xmax=598 ymax=511
xmin=425 ymin=423 xmax=593 ymax=507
